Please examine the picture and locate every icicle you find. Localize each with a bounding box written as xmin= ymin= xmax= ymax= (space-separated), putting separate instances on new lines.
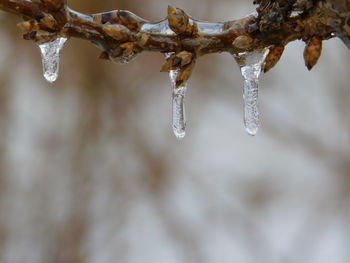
xmin=164 ymin=53 xmax=187 ymax=139
xmin=234 ymin=48 xmax=269 ymax=136
xmin=38 ymin=37 xmax=67 ymax=83
xmin=170 ymin=69 xmax=187 ymax=140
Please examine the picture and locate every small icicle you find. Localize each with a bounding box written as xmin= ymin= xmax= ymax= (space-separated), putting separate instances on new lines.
xmin=38 ymin=37 xmax=67 ymax=83
xmin=234 ymin=48 xmax=269 ymax=136
xmin=170 ymin=69 xmax=187 ymax=140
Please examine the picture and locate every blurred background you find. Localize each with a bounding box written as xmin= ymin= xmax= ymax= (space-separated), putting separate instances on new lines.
xmin=0 ymin=0 xmax=350 ymax=262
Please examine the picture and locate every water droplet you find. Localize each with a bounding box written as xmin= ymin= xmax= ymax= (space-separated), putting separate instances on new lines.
xmin=38 ymin=37 xmax=67 ymax=83
xmin=234 ymin=48 xmax=269 ymax=136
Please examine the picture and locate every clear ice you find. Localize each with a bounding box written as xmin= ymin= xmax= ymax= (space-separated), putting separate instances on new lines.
xmin=190 ymin=19 xmax=224 ymax=34
xmin=164 ymin=53 xmax=187 ymax=139
xmin=335 ymin=32 xmax=350 ymax=50
xmin=141 ymin=19 xmax=224 ymax=35
xmin=141 ymin=20 xmax=175 ymax=35
xmin=170 ymin=69 xmax=187 ymax=140
xmin=38 ymin=37 xmax=67 ymax=83
xmin=234 ymin=48 xmax=269 ymax=136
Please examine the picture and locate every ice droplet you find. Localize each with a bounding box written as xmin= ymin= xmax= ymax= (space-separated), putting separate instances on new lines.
xmin=234 ymin=48 xmax=269 ymax=136
xmin=165 ymin=53 xmax=187 ymax=139
xmin=38 ymin=37 xmax=67 ymax=83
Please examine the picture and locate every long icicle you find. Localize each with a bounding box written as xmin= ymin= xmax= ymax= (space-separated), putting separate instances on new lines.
xmin=170 ymin=69 xmax=187 ymax=140
xmin=234 ymin=48 xmax=269 ymax=136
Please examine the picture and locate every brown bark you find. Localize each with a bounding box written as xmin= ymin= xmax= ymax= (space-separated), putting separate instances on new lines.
xmin=0 ymin=0 xmax=349 ymax=78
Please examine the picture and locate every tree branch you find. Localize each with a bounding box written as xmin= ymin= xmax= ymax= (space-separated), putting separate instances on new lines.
xmin=0 ymin=0 xmax=349 ymax=80
xmin=1 ymin=0 xmax=349 ymax=138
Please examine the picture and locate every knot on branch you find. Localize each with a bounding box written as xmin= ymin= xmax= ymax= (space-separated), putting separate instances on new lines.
xmin=255 ymin=0 xmax=315 ymax=32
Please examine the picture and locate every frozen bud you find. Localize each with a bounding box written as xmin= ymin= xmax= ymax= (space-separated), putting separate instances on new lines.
xmin=116 ymin=10 xmax=143 ymax=32
xmin=304 ymin=36 xmax=322 ymax=70
xmin=161 ymin=53 xmax=176 ymax=72
xmin=17 ymin=21 xmax=39 ymax=32
xmin=109 ymin=42 xmax=138 ymax=64
xmin=34 ymin=12 xmax=57 ymax=30
xmin=102 ymin=24 xmax=131 ymax=41
xmin=167 ymin=5 xmax=191 ymax=35
xmin=23 ymin=30 xmax=57 ymax=43
xmin=94 ymin=11 xmax=143 ymax=32
xmin=161 ymin=51 xmax=194 ymax=72
xmin=99 ymin=51 xmax=109 ymax=60
xmin=232 ymin=35 xmax=253 ymax=49
xmin=176 ymin=60 xmax=196 ymax=87
xmin=120 ymin=42 xmax=137 ymax=56
xmin=264 ymin=45 xmax=284 ymax=73
xmin=172 ymin=51 xmax=193 ymax=67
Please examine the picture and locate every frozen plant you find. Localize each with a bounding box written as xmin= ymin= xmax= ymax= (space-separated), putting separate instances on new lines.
xmin=1 ymin=0 xmax=349 ymax=137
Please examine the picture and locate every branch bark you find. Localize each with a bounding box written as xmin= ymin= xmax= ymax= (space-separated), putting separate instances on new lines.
xmin=0 ymin=0 xmax=349 ymax=81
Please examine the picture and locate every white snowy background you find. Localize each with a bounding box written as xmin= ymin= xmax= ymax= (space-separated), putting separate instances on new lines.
xmin=0 ymin=0 xmax=349 ymax=263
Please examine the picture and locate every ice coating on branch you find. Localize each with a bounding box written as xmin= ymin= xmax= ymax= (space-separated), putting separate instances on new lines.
xmin=141 ymin=20 xmax=175 ymax=35
xmin=68 ymin=8 xmax=94 ymax=22
xmin=38 ymin=37 xmax=67 ymax=83
xmin=335 ymin=32 xmax=350 ymax=49
xmin=234 ymin=48 xmax=269 ymax=136
xmin=190 ymin=20 xmax=224 ymax=33
xmin=141 ymin=19 xmax=224 ymax=35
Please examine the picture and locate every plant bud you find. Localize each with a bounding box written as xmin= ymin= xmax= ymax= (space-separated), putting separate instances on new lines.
xmin=102 ymin=24 xmax=131 ymax=41
xmin=304 ymin=36 xmax=322 ymax=71
xmin=232 ymin=35 xmax=253 ymax=49
xmin=167 ymin=6 xmax=191 ymax=35
xmin=264 ymin=45 xmax=284 ymax=73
